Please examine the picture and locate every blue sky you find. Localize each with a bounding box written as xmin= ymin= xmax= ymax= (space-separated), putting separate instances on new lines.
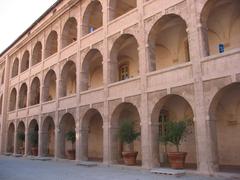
xmin=0 ymin=0 xmax=57 ymax=53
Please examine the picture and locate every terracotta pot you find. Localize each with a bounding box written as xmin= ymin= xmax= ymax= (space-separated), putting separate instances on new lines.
xmin=122 ymin=151 xmax=138 ymax=166
xmin=31 ymin=147 xmax=38 ymax=156
xmin=67 ymin=150 xmax=75 ymax=160
xmin=19 ymin=147 xmax=25 ymax=155
xmin=168 ymin=152 xmax=187 ymax=169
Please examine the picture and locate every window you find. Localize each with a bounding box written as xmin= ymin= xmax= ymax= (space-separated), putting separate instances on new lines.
xmin=119 ymin=64 xmax=129 ymax=81
xmin=159 ymin=110 xmax=169 ymax=137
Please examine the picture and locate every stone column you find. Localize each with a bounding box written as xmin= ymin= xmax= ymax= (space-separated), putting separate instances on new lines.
xmin=24 ymin=129 xmax=29 ymax=156
xmin=102 ymin=120 xmax=109 ymax=164
xmin=38 ymin=130 xmax=43 ymax=157
xmin=79 ymin=129 xmax=89 ymax=161
xmin=187 ymin=7 xmax=218 ymax=173
xmin=13 ymin=125 xmax=17 ymax=155
xmin=75 ymin=126 xmax=81 ymax=162
xmin=54 ymin=126 xmax=60 ymax=160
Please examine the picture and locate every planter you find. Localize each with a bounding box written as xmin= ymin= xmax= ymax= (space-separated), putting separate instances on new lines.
xmin=19 ymin=147 xmax=25 ymax=155
xmin=168 ymin=152 xmax=187 ymax=169
xmin=67 ymin=150 xmax=75 ymax=160
xmin=31 ymin=147 xmax=38 ymax=156
xmin=122 ymin=151 xmax=138 ymax=165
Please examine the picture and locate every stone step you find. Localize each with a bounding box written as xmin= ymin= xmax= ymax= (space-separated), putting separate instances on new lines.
xmin=76 ymin=161 xmax=98 ymax=167
xmin=151 ymin=168 xmax=186 ymax=177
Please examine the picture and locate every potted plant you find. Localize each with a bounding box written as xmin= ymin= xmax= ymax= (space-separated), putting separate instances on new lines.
xmin=17 ymin=131 xmax=25 ymax=154
xmin=65 ymin=130 xmax=76 ymax=160
xmin=29 ymin=132 xmax=38 ymax=156
xmin=118 ymin=120 xmax=140 ymax=166
xmin=160 ymin=119 xmax=192 ymax=169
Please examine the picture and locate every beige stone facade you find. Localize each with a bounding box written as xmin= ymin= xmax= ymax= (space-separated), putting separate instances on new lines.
xmin=0 ymin=0 xmax=239 ymax=175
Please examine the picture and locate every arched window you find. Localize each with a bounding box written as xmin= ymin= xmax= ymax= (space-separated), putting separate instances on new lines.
xmin=21 ymin=51 xmax=30 ymax=72
xmin=12 ymin=58 xmax=19 ymax=78
xmin=62 ymin=17 xmax=77 ymax=48
xmin=45 ymin=31 xmax=58 ymax=58
xmin=32 ymin=41 xmax=42 ymax=65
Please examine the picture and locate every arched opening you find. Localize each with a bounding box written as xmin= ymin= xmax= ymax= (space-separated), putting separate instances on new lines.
xmin=9 ymin=88 xmax=17 ymax=111
xmin=81 ymin=49 xmax=103 ymax=91
xmin=30 ymin=77 xmax=40 ymax=106
xmin=42 ymin=116 xmax=55 ymax=157
xmin=110 ymin=103 xmax=141 ymax=165
xmin=82 ymin=1 xmax=103 ymax=36
xmin=12 ymin=58 xmax=19 ymax=78
xmin=43 ymin=70 xmax=56 ymax=102
xmin=28 ymin=119 xmax=39 ymax=156
xmin=18 ymin=83 xmax=27 ymax=109
xmin=7 ymin=123 xmax=15 ymax=153
xmin=109 ymin=0 xmax=137 ymax=21
xmin=110 ymin=34 xmax=139 ymax=83
xmin=62 ymin=17 xmax=77 ymax=48
xmin=209 ymin=83 xmax=240 ymax=173
xmin=81 ymin=109 xmax=103 ymax=162
xmin=20 ymin=51 xmax=30 ymax=73
xmin=60 ymin=61 xmax=76 ymax=97
xmin=0 ymin=95 xmax=3 ymax=115
xmin=45 ymin=31 xmax=58 ymax=58
xmin=32 ymin=41 xmax=42 ymax=65
xmin=201 ymin=0 xmax=240 ymax=56
xmin=16 ymin=121 xmax=25 ymax=155
xmin=148 ymin=14 xmax=189 ymax=72
xmin=59 ymin=113 xmax=76 ymax=160
xmin=151 ymin=95 xmax=196 ymax=169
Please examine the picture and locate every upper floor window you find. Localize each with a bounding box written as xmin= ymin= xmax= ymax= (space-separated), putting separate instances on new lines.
xmin=119 ymin=64 xmax=129 ymax=81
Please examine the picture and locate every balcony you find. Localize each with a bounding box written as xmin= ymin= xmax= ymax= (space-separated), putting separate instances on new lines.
xmin=59 ymin=94 xmax=77 ymax=109
xmin=42 ymin=100 xmax=56 ymax=113
xmin=8 ymin=111 xmax=17 ymax=120
xmin=17 ymin=108 xmax=28 ymax=118
xmin=60 ymin=42 xmax=77 ymax=60
xmin=108 ymin=77 xmax=141 ymax=99
xmin=43 ymin=53 xmax=58 ymax=69
xmin=201 ymin=48 xmax=240 ymax=81
xmin=80 ymin=27 xmax=104 ymax=50
xmin=147 ymin=62 xmax=193 ymax=92
xmin=29 ymin=104 xmax=41 ymax=116
xmin=80 ymin=87 xmax=104 ymax=105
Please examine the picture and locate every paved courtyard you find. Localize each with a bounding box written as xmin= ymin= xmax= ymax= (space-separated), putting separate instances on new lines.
xmin=0 ymin=156 xmax=235 ymax=180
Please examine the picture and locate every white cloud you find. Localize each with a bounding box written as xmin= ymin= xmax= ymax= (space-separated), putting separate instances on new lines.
xmin=0 ymin=0 xmax=57 ymax=53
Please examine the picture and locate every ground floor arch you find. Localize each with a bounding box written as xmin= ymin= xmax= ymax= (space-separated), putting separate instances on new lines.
xmin=16 ymin=121 xmax=25 ymax=155
xmin=7 ymin=123 xmax=15 ymax=153
xmin=28 ymin=119 xmax=39 ymax=156
xmin=59 ymin=113 xmax=76 ymax=160
xmin=110 ymin=102 xmax=141 ymax=165
xmin=209 ymin=83 xmax=240 ymax=172
xmin=151 ymin=94 xmax=196 ymax=169
xmin=81 ymin=109 xmax=103 ymax=162
xmin=42 ymin=117 xmax=55 ymax=157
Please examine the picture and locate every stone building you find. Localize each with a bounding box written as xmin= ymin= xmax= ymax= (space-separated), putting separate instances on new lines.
xmin=0 ymin=0 xmax=239 ymax=175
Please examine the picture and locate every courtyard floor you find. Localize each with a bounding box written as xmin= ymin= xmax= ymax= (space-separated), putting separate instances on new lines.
xmin=0 ymin=156 xmax=237 ymax=180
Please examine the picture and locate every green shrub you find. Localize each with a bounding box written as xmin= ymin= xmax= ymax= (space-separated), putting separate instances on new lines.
xmin=119 ymin=120 xmax=140 ymax=144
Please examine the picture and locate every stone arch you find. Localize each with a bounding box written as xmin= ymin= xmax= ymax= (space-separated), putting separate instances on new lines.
xmin=32 ymin=41 xmax=42 ymax=66
xmin=7 ymin=122 xmax=15 ymax=153
xmin=42 ymin=116 xmax=55 ymax=157
xmin=9 ymin=88 xmax=17 ymax=111
xmin=82 ymin=0 xmax=103 ymax=36
xmin=148 ymin=14 xmax=189 ymax=72
xmin=60 ymin=61 xmax=76 ymax=97
xmin=62 ymin=17 xmax=77 ymax=48
xmin=18 ymin=83 xmax=28 ymax=109
xmin=45 ymin=31 xmax=58 ymax=58
xmin=200 ymin=0 xmax=240 ymax=56
xmin=81 ymin=108 xmax=103 ymax=161
xmin=30 ymin=77 xmax=40 ymax=106
xmin=28 ymin=119 xmax=39 ymax=156
xmin=150 ymin=94 xmax=196 ymax=168
xmin=43 ymin=70 xmax=57 ymax=102
xmin=109 ymin=0 xmax=137 ymax=21
xmin=16 ymin=121 xmax=25 ymax=155
xmin=81 ymin=49 xmax=103 ymax=91
xmin=110 ymin=34 xmax=139 ymax=83
xmin=20 ymin=50 xmax=30 ymax=73
xmin=208 ymin=83 xmax=240 ymax=172
xmin=110 ymin=102 xmax=141 ymax=165
xmin=59 ymin=113 xmax=76 ymax=159
xmin=12 ymin=58 xmax=19 ymax=78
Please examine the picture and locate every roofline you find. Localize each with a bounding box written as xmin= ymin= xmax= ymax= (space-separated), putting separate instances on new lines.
xmin=0 ymin=0 xmax=63 ymax=58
